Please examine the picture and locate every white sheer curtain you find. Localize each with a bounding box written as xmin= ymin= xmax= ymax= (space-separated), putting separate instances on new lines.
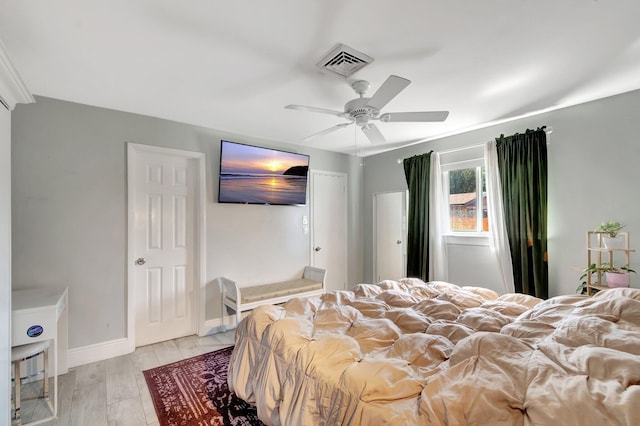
xmin=428 ymin=152 xmax=448 ymax=281
xmin=485 ymin=140 xmax=515 ymax=293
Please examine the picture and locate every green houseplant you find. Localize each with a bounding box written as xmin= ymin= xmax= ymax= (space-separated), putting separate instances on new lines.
xmin=594 ymin=221 xmax=625 ymax=237
xmin=594 ymin=221 xmax=626 ymax=249
xmin=578 ymin=263 xmax=600 ymax=295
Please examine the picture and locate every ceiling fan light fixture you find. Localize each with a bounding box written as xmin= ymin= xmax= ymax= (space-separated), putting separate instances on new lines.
xmin=355 ymin=115 xmax=370 ymax=126
xmin=285 ymin=74 xmax=449 ymax=145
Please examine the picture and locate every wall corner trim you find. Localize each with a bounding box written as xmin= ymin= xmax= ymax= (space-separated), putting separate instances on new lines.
xmin=0 ymin=38 xmax=34 ymax=109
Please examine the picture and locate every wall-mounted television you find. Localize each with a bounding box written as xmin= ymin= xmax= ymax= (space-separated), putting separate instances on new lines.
xmin=218 ymin=140 xmax=310 ymax=205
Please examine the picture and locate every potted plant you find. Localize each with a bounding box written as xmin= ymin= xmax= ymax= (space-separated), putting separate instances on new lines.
xmin=605 ymin=264 xmax=636 ymax=288
xmin=577 ymin=262 xmax=636 ymax=294
xmin=594 ymin=221 xmax=625 ymax=249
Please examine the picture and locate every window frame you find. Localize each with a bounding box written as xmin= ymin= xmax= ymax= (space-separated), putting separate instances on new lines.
xmin=441 ymin=157 xmax=489 ymax=243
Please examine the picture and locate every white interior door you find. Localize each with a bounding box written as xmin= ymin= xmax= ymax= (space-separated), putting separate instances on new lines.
xmin=130 ymin=145 xmax=199 ymax=347
xmin=311 ymin=171 xmax=348 ymax=292
xmin=374 ymin=191 xmax=407 ymax=282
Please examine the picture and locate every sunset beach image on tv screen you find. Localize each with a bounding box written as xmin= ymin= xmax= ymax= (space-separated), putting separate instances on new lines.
xmin=218 ymin=141 xmax=309 ymax=205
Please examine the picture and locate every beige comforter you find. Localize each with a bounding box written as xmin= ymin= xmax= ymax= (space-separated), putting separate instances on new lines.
xmin=228 ymin=279 xmax=640 ymax=425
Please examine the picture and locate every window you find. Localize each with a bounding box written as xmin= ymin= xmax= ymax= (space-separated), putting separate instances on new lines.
xmin=442 ymin=158 xmax=488 ymax=234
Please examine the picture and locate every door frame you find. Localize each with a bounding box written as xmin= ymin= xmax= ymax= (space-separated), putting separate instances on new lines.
xmin=309 ymin=169 xmax=348 ymax=290
xmin=372 ymin=190 xmax=407 ymax=282
xmin=126 ymin=143 xmax=206 ymax=350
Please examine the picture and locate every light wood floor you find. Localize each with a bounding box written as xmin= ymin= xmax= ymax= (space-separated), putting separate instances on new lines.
xmin=14 ymin=330 xmax=236 ymax=426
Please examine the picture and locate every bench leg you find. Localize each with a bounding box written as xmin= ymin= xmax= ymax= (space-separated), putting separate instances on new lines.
xmin=14 ymin=358 xmax=21 ymax=422
xmin=220 ymin=280 xmax=227 ymax=333
xmin=43 ymin=347 xmax=49 ymax=398
xmin=220 ymin=300 xmax=226 ymax=333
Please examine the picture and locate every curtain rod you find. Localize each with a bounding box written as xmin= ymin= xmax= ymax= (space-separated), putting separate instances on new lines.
xmin=397 ymin=143 xmax=483 ymax=164
xmin=396 ymin=126 xmax=553 ymax=164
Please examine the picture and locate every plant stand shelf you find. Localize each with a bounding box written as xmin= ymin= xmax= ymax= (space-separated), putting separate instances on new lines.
xmin=586 ymin=231 xmax=635 ymax=295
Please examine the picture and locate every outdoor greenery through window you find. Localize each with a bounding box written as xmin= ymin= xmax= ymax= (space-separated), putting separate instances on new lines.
xmin=447 ymin=165 xmax=488 ymax=232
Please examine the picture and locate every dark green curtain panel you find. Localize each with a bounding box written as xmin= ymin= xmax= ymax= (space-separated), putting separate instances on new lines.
xmin=496 ymin=128 xmax=548 ymax=298
xmin=403 ymin=151 xmax=432 ymax=281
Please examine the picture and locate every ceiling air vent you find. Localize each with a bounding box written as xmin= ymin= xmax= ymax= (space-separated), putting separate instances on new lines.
xmin=316 ymin=43 xmax=374 ymax=78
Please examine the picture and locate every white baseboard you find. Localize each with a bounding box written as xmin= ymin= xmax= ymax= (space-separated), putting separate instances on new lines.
xmin=67 ymin=337 xmax=133 ymax=369
xmin=198 ymin=314 xmax=249 ymax=336
xmin=68 ymin=321 xmax=234 ymax=368
xmin=199 ymin=318 xmax=231 ymax=336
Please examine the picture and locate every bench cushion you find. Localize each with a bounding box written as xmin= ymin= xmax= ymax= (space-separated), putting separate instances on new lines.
xmin=240 ymin=278 xmax=323 ymax=304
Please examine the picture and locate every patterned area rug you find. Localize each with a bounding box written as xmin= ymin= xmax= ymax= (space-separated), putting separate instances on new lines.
xmin=143 ymin=346 xmax=264 ymax=426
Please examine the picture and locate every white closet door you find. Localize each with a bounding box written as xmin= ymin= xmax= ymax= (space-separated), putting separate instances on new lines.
xmin=310 ymin=171 xmax=348 ymax=292
xmin=374 ymin=191 xmax=406 ymax=282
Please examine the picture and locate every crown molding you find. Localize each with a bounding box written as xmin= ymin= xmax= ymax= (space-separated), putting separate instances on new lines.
xmin=0 ymin=39 xmax=34 ymax=110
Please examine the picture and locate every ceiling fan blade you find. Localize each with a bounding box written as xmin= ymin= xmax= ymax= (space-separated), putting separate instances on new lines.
xmin=366 ymin=75 xmax=411 ymax=111
xmin=379 ymin=111 xmax=449 ymax=122
xmin=361 ymin=124 xmax=386 ymax=144
xmin=285 ymin=104 xmax=345 ymax=117
xmin=303 ymin=122 xmax=352 ymax=141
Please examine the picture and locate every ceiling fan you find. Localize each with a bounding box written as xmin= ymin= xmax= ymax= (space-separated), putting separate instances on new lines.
xmin=285 ymin=75 xmax=449 ymax=144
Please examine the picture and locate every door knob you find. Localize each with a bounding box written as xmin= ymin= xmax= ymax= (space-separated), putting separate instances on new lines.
xmin=135 ymin=257 xmax=146 ymax=265
xmin=396 ymin=240 xmax=402 ymax=244
xmin=314 ymin=246 xmax=322 ymax=252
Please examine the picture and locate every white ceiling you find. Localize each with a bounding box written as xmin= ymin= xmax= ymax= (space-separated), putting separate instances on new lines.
xmin=2 ymin=1 xmax=640 ymax=156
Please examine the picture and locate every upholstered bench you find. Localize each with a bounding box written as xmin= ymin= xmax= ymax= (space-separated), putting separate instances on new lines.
xmin=218 ymin=266 xmax=326 ymax=330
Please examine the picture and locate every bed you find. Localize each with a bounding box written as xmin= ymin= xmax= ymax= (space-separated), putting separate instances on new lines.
xmin=227 ymin=278 xmax=640 ymax=425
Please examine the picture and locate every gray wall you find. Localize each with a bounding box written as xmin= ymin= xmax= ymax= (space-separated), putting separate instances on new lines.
xmin=11 ymin=96 xmax=363 ymax=349
xmin=12 ymin=88 xmax=640 ymax=352
xmin=363 ymin=88 xmax=640 ymax=297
